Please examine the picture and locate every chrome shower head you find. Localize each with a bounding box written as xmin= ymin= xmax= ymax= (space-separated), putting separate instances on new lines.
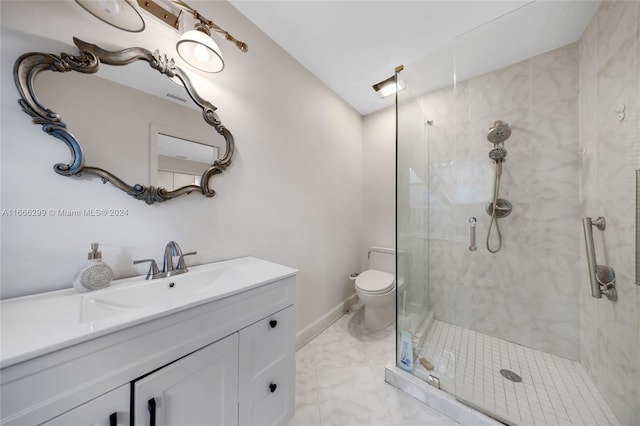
xmin=487 ymin=120 xmax=511 ymax=144
xmin=489 ymin=146 xmax=507 ymax=162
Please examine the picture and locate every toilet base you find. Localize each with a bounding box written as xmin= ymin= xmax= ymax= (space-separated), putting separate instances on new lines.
xmin=363 ymin=301 xmax=395 ymax=331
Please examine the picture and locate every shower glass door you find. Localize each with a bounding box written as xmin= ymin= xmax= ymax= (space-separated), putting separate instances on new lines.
xmin=395 ymin=43 xmax=455 ymax=385
xmin=395 ymin=66 xmax=429 ymax=357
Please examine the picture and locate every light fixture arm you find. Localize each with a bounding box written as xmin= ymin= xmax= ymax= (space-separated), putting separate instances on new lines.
xmin=170 ymin=0 xmax=248 ymax=53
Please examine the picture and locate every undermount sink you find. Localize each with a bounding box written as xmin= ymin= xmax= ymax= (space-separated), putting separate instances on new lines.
xmin=80 ymin=267 xmax=235 ymax=323
xmin=0 ymin=257 xmax=297 ymax=368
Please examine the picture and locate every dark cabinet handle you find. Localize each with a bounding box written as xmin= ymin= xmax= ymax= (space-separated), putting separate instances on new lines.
xmin=109 ymin=412 xmax=117 ymax=426
xmin=269 ymin=320 xmax=277 ymax=328
xmin=269 ymin=383 xmax=277 ymax=393
xmin=148 ymin=398 xmax=157 ymax=426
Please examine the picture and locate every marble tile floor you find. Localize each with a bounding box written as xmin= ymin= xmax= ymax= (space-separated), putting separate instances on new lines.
xmin=414 ymin=320 xmax=621 ymax=426
xmin=288 ymin=309 xmax=461 ymax=426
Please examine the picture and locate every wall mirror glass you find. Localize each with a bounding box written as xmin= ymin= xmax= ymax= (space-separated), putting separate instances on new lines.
xmin=151 ymin=128 xmax=220 ymax=191
xmin=14 ymin=37 xmax=234 ymax=205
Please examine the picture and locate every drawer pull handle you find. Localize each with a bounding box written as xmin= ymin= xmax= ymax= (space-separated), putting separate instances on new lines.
xmin=109 ymin=412 xmax=117 ymax=426
xmin=148 ymin=398 xmax=157 ymax=426
xmin=269 ymin=382 xmax=277 ymax=393
xmin=269 ymin=319 xmax=278 ymax=328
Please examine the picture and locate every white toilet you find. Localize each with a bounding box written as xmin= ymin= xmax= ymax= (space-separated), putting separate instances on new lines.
xmin=355 ymin=247 xmax=400 ymax=331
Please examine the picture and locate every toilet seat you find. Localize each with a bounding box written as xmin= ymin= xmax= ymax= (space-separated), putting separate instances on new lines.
xmin=355 ymin=270 xmax=394 ymax=295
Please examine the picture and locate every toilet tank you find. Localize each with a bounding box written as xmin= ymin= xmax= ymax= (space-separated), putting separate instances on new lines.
xmin=369 ymin=247 xmax=396 ymax=275
xmin=369 ymin=247 xmax=405 ymax=287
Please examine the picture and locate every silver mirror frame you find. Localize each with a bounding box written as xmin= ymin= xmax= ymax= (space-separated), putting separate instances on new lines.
xmin=13 ymin=37 xmax=234 ymax=205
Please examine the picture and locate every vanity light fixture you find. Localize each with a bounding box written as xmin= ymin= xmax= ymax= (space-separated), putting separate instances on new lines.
xmin=75 ymin=0 xmax=145 ymax=32
xmin=138 ymin=0 xmax=248 ymax=73
xmin=75 ymin=0 xmax=248 ymax=72
xmin=372 ymin=73 xmax=405 ymax=98
xmin=176 ymin=16 xmax=225 ymax=73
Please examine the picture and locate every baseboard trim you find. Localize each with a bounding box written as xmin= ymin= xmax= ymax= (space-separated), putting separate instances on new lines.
xmin=295 ymin=293 xmax=359 ymax=350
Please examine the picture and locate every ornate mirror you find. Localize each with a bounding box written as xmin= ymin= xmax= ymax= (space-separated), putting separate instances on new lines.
xmin=13 ymin=37 xmax=234 ymax=205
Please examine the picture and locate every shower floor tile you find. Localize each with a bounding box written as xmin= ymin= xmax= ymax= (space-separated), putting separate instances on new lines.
xmin=414 ymin=320 xmax=621 ymax=426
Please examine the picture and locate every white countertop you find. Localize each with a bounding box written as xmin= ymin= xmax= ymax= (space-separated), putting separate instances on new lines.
xmin=0 ymin=257 xmax=296 ymax=368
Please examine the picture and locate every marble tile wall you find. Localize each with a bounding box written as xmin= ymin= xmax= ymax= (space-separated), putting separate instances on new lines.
xmin=419 ymin=42 xmax=581 ymax=361
xmin=578 ymin=2 xmax=639 ymax=425
xmin=637 ymin=7 xmax=640 ymax=423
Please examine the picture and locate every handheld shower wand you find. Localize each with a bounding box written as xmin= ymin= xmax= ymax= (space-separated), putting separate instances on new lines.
xmin=485 ymin=121 xmax=512 ymax=253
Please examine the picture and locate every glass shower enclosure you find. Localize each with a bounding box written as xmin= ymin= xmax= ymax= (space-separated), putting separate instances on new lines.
xmin=394 ymin=2 xmax=639 ymax=425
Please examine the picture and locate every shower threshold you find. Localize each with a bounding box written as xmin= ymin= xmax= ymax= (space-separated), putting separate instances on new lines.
xmin=407 ymin=320 xmax=621 ymax=426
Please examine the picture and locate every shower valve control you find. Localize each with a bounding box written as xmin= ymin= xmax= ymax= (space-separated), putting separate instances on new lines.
xmin=486 ymin=199 xmax=513 ymax=218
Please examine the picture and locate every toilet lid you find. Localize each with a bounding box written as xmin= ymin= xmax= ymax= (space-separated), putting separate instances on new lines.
xmin=355 ymin=270 xmax=394 ymax=295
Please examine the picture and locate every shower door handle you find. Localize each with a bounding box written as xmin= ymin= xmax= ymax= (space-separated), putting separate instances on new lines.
xmin=469 ymin=217 xmax=477 ymax=251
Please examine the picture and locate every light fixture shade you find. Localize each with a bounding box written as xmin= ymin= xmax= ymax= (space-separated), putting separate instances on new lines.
xmin=75 ymin=0 xmax=145 ymax=32
xmin=372 ymin=75 xmax=405 ymax=98
xmin=176 ymin=30 xmax=224 ymax=73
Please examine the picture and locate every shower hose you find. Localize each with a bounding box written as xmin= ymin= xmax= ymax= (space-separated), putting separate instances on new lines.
xmin=486 ymin=161 xmax=503 ymax=253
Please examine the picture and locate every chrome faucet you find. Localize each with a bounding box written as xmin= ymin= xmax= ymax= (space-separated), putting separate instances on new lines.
xmin=163 ymin=241 xmax=197 ymax=276
xmin=163 ymin=241 xmax=183 ymax=274
xmin=133 ymin=241 xmax=197 ymax=280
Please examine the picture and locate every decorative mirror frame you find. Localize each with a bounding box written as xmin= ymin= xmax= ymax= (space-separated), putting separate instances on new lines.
xmin=13 ymin=37 xmax=234 ymax=205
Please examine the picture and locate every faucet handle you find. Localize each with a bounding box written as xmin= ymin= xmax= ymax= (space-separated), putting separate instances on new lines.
xmin=133 ymin=258 xmax=159 ymax=280
xmin=176 ymin=251 xmax=197 ymax=271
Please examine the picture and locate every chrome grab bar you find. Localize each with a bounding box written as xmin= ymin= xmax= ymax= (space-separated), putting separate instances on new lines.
xmin=582 ymin=217 xmax=604 ymax=298
xmin=582 ymin=216 xmax=617 ymax=301
xmin=468 ymin=217 xmax=477 ymax=251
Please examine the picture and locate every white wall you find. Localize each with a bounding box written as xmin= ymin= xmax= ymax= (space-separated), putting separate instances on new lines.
xmin=0 ymin=1 xmax=363 ymax=336
xmin=362 ymin=106 xmax=396 ymax=267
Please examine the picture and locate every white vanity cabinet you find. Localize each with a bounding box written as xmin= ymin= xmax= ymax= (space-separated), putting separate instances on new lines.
xmin=0 ymin=258 xmax=296 ymax=426
xmin=128 ymin=305 xmax=296 ymax=426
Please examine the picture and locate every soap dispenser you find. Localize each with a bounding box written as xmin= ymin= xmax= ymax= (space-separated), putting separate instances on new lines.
xmin=73 ymin=242 xmax=113 ymax=292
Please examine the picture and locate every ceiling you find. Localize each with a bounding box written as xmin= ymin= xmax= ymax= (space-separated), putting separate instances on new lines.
xmin=229 ymin=1 xmax=600 ymax=116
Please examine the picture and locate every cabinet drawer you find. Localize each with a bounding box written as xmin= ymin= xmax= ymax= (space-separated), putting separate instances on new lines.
xmin=239 ymin=306 xmax=295 ymax=426
xmin=239 ymin=358 xmax=294 ymax=426
xmin=240 ymin=306 xmax=295 ymax=376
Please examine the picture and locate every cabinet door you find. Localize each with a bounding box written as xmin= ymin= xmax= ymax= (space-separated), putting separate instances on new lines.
xmin=239 ymin=306 xmax=295 ymax=426
xmin=133 ymin=333 xmax=238 ymax=426
xmin=40 ymin=385 xmax=130 ymax=426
